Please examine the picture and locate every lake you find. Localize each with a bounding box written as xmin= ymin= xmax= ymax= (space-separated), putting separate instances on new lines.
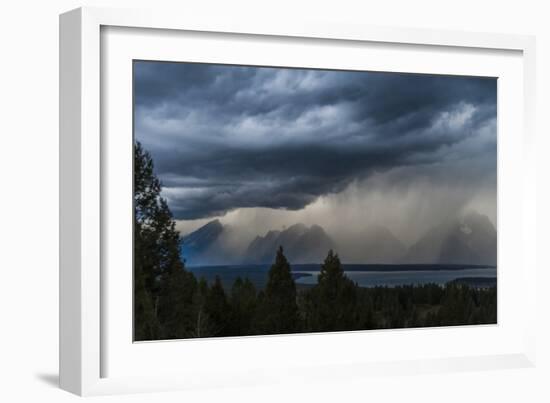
xmin=188 ymin=264 xmax=497 ymax=290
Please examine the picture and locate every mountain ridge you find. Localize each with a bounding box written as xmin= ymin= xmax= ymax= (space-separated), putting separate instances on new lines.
xmin=179 ymin=211 xmax=497 ymax=266
xmin=406 ymin=211 xmax=496 ymax=265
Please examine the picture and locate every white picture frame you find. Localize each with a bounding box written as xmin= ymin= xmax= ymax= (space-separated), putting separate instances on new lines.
xmin=59 ymin=6 xmax=537 ymax=396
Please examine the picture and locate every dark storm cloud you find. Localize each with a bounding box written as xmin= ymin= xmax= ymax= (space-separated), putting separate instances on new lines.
xmin=134 ymin=61 xmax=497 ymax=220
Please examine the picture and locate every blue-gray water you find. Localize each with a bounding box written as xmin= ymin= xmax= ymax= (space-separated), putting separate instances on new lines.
xmin=188 ymin=264 xmax=497 ymax=290
xmin=294 ymin=268 xmax=496 ymax=287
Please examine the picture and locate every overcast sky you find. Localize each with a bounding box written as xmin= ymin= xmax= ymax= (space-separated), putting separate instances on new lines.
xmin=134 ymin=61 xmax=497 ymax=245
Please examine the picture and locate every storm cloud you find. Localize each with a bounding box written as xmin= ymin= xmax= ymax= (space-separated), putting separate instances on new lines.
xmin=134 ymin=61 xmax=496 ymax=221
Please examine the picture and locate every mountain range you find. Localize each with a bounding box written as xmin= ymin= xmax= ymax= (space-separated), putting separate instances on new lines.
xmin=180 ymin=211 xmax=497 ymax=266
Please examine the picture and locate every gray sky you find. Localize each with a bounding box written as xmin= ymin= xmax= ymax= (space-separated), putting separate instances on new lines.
xmin=134 ymin=61 xmax=496 ymax=246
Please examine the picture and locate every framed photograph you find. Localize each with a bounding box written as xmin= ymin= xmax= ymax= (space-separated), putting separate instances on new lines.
xmin=60 ymin=7 xmax=537 ymax=396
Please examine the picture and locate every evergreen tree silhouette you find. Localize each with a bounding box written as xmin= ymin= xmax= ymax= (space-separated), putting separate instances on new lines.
xmin=257 ymin=247 xmax=299 ymax=334
xmin=134 ymin=141 xmax=196 ymax=340
xmin=306 ymin=250 xmax=358 ymax=331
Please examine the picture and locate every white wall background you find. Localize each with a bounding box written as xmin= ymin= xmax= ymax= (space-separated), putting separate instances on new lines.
xmin=0 ymin=0 xmax=548 ymax=401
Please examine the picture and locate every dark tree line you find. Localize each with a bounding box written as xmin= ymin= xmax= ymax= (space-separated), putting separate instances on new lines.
xmin=134 ymin=142 xmax=497 ymax=341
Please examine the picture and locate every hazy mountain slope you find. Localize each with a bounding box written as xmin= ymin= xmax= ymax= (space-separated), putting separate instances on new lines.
xmin=180 ymin=219 xmax=223 ymax=263
xmin=180 ymin=219 xmax=250 ymax=266
xmin=406 ymin=211 xmax=496 ymax=265
xmin=244 ymin=223 xmax=335 ymax=264
xmin=285 ymin=224 xmax=335 ymax=263
xmin=337 ymin=225 xmax=407 ymax=263
xmin=242 ymin=229 xmax=282 ymax=264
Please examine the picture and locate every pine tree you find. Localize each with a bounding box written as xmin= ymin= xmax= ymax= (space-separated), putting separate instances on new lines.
xmin=134 ymin=142 xmax=162 ymax=340
xmin=134 ymin=141 xmax=196 ymax=340
xmin=306 ymin=250 xmax=358 ymax=332
xmin=257 ymin=247 xmax=299 ymax=334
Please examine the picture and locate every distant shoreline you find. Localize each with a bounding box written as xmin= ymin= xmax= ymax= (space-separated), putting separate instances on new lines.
xmin=188 ymin=263 xmax=497 ymax=272
xmin=186 ymin=264 xmax=496 ymax=290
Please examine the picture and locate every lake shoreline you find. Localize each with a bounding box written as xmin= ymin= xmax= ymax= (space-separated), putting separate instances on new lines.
xmin=188 ymin=263 xmax=496 ymax=272
xmin=188 ymin=264 xmax=497 ymax=290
